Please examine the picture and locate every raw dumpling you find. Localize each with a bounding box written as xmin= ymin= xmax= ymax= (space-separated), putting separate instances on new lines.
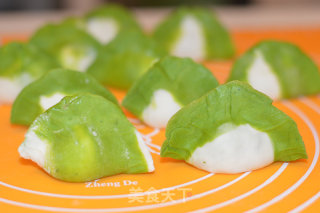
xmin=84 ymin=4 xmax=142 ymax=44
xmin=18 ymin=94 xmax=154 ymax=182
xmin=122 ymin=56 xmax=219 ymax=128
xmin=11 ymin=69 xmax=117 ymax=125
xmin=161 ymin=81 xmax=307 ymax=174
xmin=30 ymin=23 xmax=100 ymax=72
xmin=228 ymin=40 xmax=320 ymax=99
xmin=0 ymin=42 xmax=59 ymax=105
xmin=153 ymin=7 xmax=234 ymax=61
xmin=87 ymin=31 xmax=166 ymax=90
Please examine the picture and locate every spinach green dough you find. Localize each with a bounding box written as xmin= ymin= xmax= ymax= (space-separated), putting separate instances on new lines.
xmin=161 ymin=81 xmax=307 ymax=174
xmin=0 ymin=42 xmax=59 ymax=104
xmin=30 ymin=23 xmax=101 ymax=72
xmin=153 ymin=7 xmax=234 ymax=61
xmin=11 ymin=69 xmax=117 ymax=125
xmin=18 ymin=94 xmax=154 ymax=182
xmin=122 ymin=56 xmax=219 ymax=128
xmin=87 ymin=31 xmax=166 ymax=90
xmin=84 ymin=4 xmax=142 ymax=44
xmin=228 ymin=40 xmax=320 ymax=99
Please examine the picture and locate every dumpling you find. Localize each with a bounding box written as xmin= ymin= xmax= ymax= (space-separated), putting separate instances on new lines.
xmin=153 ymin=7 xmax=234 ymax=61
xmin=18 ymin=94 xmax=154 ymax=182
xmin=0 ymin=42 xmax=59 ymax=105
xmin=87 ymin=31 xmax=166 ymax=90
xmin=122 ymin=56 xmax=219 ymax=128
xmin=228 ymin=40 xmax=320 ymax=99
xmin=30 ymin=23 xmax=100 ymax=72
xmin=11 ymin=69 xmax=117 ymax=125
xmin=161 ymin=81 xmax=307 ymax=174
xmin=84 ymin=4 xmax=142 ymax=44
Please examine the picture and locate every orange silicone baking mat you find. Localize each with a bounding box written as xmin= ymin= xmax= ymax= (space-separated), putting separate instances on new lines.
xmin=1 ymin=29 xmax=320 ymax=213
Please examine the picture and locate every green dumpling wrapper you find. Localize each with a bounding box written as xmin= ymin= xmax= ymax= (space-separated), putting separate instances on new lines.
xmin=18 ymin=94 xmax=154 ymax=182
xmin=0 ymin=42 xmax=59 ymax=104
xmin=161 ymin=81 xmax=307 ymax=174
xmin=87 ymin=31 xmax=167 ymax=90
xmin=122 ymin=56 xmax=219 ymax=128
xmin=84 ymin=4 xmax=143 ymax=44
xmin=11 ymin=69 xmax=118 ymax=125
xmin=30 ymin=23 xmax=101 ymax=72
xmin=153 ymin=7 xmax=234 ymax=61
xmin=227 ymin=40 xmax=320 ymax=99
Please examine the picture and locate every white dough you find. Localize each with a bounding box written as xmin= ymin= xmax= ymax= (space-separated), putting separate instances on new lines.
xmin=61 ymin=46 xmax=96 ymax=72
xmin=0 ymin=74 xmax=33 ymax=105
xmin=0 ymin=78 xmax=23 ymax=105
xmin=171 ymin=16 xmax=205 ymax=61
xmin=187 ymin=123 xmax=274 ymax=174
xmin=247 ymin=51 xmax=281 ymax=99
xmin=135 ymin=131 xmax=155 ymax=172
xmin=87 ymin=18 xmax=118 ymax=44
xmin=77 ymin=51 xmax=96 ymax=72
xmin=18 ymin=129 xmax=48 ymax=168
xmin=142 ymin=89 xmax=181 ymax=128
xmin=39 ymin=93 xmax=66 ymax=111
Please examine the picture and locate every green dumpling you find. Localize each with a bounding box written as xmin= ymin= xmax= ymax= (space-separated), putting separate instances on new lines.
xmin=11 ymin=69 xmax=117 ymax=125
xmin=18 ymin=94 xmax=154 ymax=182
xmin=227 ymin=40 xmax=320 ymax=99
xmin=87 ymin=31 xmax=167 ymax=90
xmin=161 ymin=81 xmax=307 ymax=174
xmin=122 ymin=56 xmax=219 ymax=128
xmin=0 ymin=42 xmax=59 ymax=104
xmin=84 ymin=4 xmax=142 ymax=44
xmin=153 ymin=7 xmax=234 ymax=61
xmin=30 ymin=23 xmax=101 ymax=72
